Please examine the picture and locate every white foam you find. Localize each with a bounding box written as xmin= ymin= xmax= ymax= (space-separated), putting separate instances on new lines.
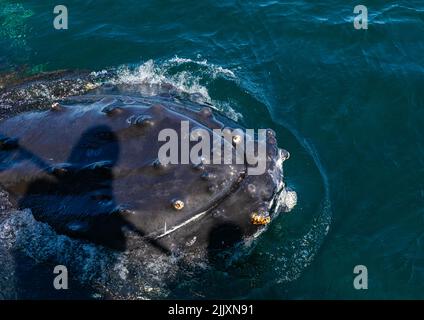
xmin=112 ymin=59 xmax=211 ymax=101
xmin=0 ymin=209 xmax=179 ymax=298
xmin=267 ymin=148 xmax=297 ymax=214
xmin=213 ymin=101 xmax=243 ymax=122
xmin=167 ymin=56 xmax=236 ymax=78
xmin=109 ymin=58 xmax=243 ymax=122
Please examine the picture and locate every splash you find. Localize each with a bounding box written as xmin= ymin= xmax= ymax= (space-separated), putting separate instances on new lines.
xmin=113 ymin=60 xmax=211 ymax=101
xmin=106 ymin=57 xmax=241 ymax=121
xmin=0 ymin=209 xmax=182 ymax=299
xmin=257 ymin=134 xmax=332 ymax=285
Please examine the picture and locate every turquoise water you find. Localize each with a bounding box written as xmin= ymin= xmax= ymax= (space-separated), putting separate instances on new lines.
xmin=1 ymin=0 xmax=423 ymax=299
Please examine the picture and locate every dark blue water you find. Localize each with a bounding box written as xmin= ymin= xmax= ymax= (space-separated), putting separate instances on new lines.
xmin=0 ymin=0 xmax=423 ymax=299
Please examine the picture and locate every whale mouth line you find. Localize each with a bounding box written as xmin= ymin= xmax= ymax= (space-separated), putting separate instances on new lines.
xmin=151 ymin=163 xmax=287 ymax=241
xmin=149 ymin=171 xmax=247 ymax=240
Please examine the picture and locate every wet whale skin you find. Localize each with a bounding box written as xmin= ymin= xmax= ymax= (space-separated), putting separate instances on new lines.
xmin=0 ymin=89 xmax=287 ymax=256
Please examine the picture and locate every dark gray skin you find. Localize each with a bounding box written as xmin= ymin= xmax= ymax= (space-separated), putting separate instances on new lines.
xmin=0 ymin=72 xmax=290 ymax=259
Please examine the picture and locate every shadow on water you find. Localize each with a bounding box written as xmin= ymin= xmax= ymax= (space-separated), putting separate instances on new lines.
xmin=9 ymin=125 xmax=122 ymax=298
xmin=18 ymin=125 xmax=127 ymax=251
xmin=2 ymin=125 xmax=168 ymax=298
xmin=2 ymin=124 xmax=247 ymax=299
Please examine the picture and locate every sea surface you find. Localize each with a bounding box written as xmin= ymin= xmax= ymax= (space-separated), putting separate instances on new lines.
xmin=0 ymin=0 xmax=423 ymax=299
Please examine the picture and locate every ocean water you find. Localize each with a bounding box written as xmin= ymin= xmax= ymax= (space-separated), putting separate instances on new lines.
xmin=0 ymin=0 xmax=423 ymax=299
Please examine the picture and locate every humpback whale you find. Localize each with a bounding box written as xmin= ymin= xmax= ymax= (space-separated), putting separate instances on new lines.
xmin=0 ymin=71 xmax=296 ymax=259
